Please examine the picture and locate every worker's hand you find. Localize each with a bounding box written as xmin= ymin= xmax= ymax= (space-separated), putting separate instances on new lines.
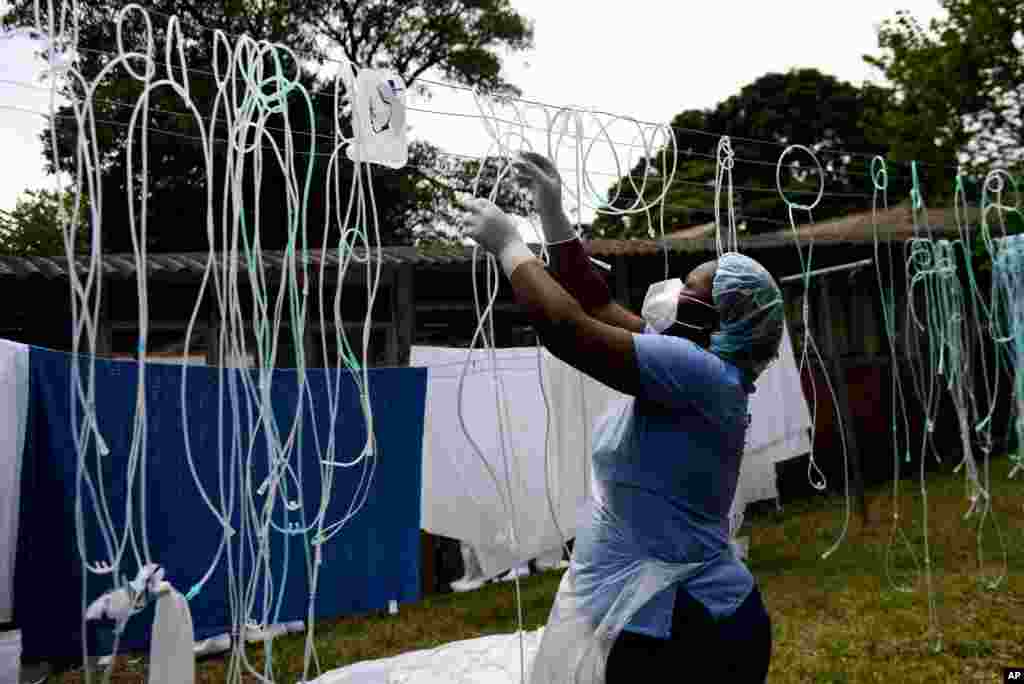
xmin=514 ymin=152 xmax=564 ymax=220
xmin=462 ymin=197 xmax=537 ymax=277
xmin=462 ymin=197 xmax=523 ymax=256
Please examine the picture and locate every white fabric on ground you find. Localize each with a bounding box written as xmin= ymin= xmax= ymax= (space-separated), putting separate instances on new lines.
xmin=450 ymin=577 xmax=487 ymax=593
xmin=0 ymin=339 xmax=29 ymax=624
xmin=413 ymin=346 xmax=627 ymax=579
xmin=193 ymin=633 xmax=232 ymax=658
xmin=192 ymin=622 xmax=303 ymax=658
xmin=309 ymin=629 xmax=545 ymax=684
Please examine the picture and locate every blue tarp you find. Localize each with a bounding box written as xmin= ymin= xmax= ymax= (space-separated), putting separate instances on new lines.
xmin=15 ymin=347 xmax=426 ymax=660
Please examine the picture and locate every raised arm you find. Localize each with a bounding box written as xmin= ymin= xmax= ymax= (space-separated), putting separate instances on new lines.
xmin=515 ymin=152 xmax=646 ymax=334
xmin=461 ymin=198 xmax=641 ymax=396
xmin=590 ymin=301 xmax=646 ymax=334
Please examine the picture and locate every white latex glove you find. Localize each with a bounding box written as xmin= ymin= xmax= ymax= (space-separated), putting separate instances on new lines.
xmin=85 ymin=564 xmax=167 ymax=627
xmin=462 ymin=197 xmax=536 ymax=277
xmin=130 ymin=563 xmax=165 ymax=596
xmin=462 ymin=197 xmax=519 ymax=254
xmin=85 ymin=586 xmax=134 ymax=625
xmin=514 ymin=152 xmax=576 ymax=244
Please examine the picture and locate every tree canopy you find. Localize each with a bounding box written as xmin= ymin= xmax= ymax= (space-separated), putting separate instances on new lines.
xmin=592 ymin=69 xmax=891 ymax=239
xmin=0 ymin=188 xmax=89 ymax=257
xmin=1 ymin=0 xmax=534 ymax=253
xmin=864 ymin=0 xmax=1024 ymax=203
xmin=308 ymin=0 xmax=533 ymax=97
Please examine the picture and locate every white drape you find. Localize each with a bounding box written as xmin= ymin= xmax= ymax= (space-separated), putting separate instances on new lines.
xmin=413 ymin=347 xmax=622 ymax=578
xmin=729 ymin=325 xmax=812 ymax=540
xmin=0 ymin=339 xmax=29 ymax=623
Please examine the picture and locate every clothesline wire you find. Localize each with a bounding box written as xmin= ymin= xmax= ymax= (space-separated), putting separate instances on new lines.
xmin=0 ymin=75 xmax=893 ymax=196
xmin=3 ymin=95 xmax=962 ymax=234
xmin=1 ymin=65 xmax=924 ymax=188
xmin=0 ymin=104 xmax=923 ymax=223
xmin=413 ymin=75 xmax=962 ymax=174
xmin=0 ymin=106 xmax=837 ymax=246
xmin=14 ymin=9 xmax=964 ymax=176
xmin=0 ymin=104 xmax=896 ymax=226
xmin=0 ymin=102 xmax=831 ymax=228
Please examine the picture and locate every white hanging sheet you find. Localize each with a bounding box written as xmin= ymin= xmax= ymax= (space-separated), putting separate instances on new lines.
xmin=0 ymin=339 xmax=29 ymax=623
xmin=413 ymin=346 xmax=627 ymax=578
xmin=729 ymin=324 xmax=812 ymax=536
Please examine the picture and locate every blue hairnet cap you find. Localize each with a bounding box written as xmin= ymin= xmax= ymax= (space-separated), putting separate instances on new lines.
xmin=709 ymin=252 xmax=784 ymax=382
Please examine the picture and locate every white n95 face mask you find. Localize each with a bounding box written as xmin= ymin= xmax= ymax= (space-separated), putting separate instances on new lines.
xmin=641 ymin=278 xmax=684 ymax=333
xmin=642 ymin=278 xmax=718 ymax=334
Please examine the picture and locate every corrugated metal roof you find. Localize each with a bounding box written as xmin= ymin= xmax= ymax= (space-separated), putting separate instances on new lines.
xmin=665 ymin=222 xmax=716 ymax=240
xmin=665 ymin=204 xmax=974 ymax=247
xmin=0 ymin=240 xmax=705 ymax=280
xmin=0 ymin=206 xmax=975 ymax=281
xmin=758 ymin=205 xmax=974 ymax=244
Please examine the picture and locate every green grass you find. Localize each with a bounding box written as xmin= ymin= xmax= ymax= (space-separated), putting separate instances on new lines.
xmin=56 ymin=454 xmax=1023 ymax=683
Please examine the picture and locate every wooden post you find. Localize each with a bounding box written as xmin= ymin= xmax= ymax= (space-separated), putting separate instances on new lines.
xmin=817 ymin=276 xmax=870 ymax=526
xmin=303 ymin=315 xmax=320 ymax=369
xmin=420 ymin=531 xmax=437 ymax=595
xmin=394 ymin=264 xmax=416 ymax=366
xmin=205 ymin=308 xmax=221 ymax=367
xmin=96 ymin=277 xmax=113 ymax=357
xmin=857 ymin=283 xmax=881 ymax=358
xmin=834 ymin=276 xmax=851 ymax=358
xmin=94 ymin=290 xmax=113 ymax=358
xmin=385 ymin=326 xmax=399 ymax=367
xmin=893 ymin=282 xmax=908 ymax=359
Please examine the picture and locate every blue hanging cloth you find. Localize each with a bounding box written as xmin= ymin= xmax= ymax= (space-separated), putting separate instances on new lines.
xmin=14 ymin=347 xmax=426 ymax=660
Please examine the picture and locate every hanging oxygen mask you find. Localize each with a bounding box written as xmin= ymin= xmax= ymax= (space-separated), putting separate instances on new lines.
xmin=641 ymin=278 xmax=718 ymax=336
xmin=346 ymin=69 xmax=408 ymax=169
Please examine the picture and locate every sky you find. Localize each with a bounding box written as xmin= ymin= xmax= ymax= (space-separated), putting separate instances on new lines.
xmin=0 ymin=0 xmax=949 ymax=224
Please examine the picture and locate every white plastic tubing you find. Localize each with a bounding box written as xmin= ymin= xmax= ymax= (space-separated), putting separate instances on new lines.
xmin=14 ymin=1 xmax=390 ymax=682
